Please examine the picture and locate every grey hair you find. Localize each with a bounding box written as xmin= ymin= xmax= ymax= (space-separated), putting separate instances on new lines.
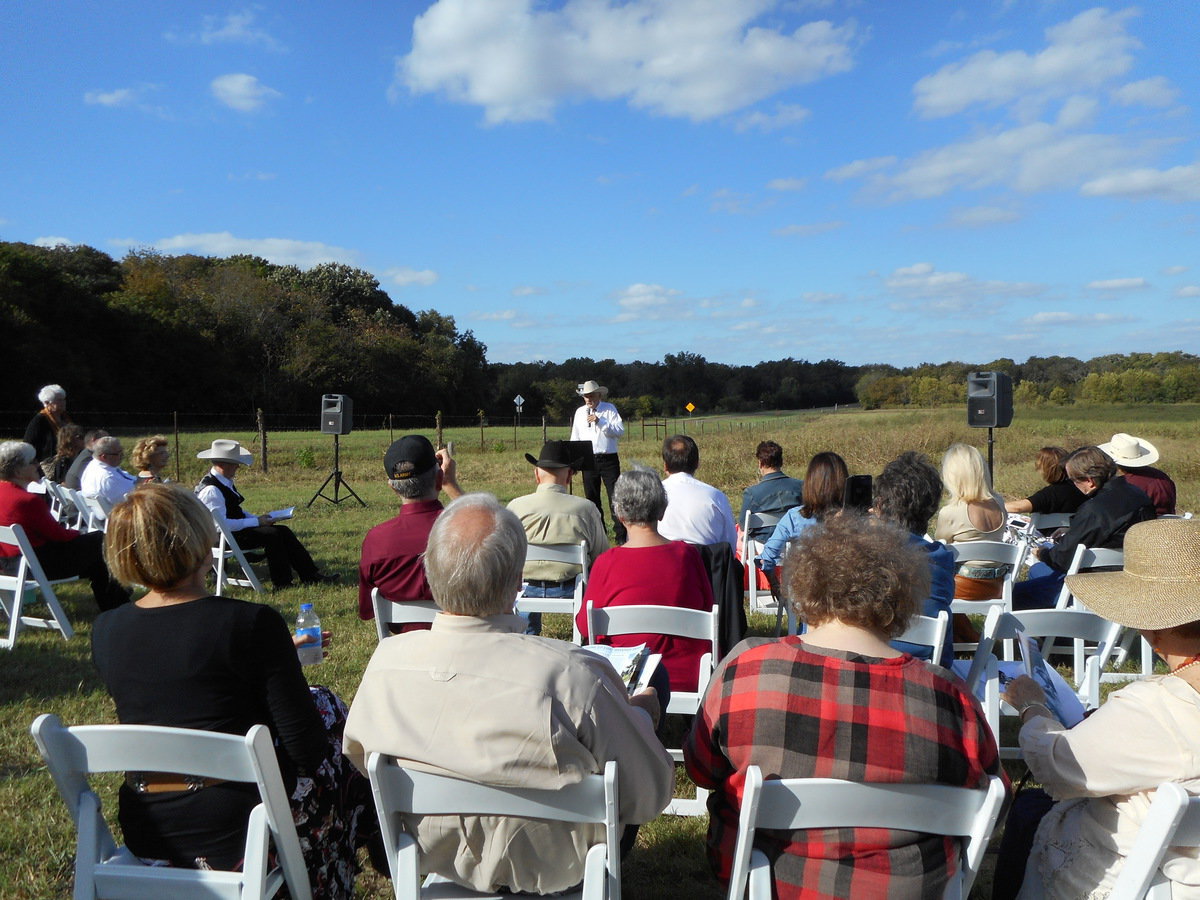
xmin=613 ymin=465 xmax=668 ymax=526
xmin=388 ymin=467 xmax=438 ymax=500
xmin=38 ymin=384 xmax=66 ymax=404
xmin=0 ymin=442 xmax=36 ymax=481
xmin=424 ymin=493 xmax=527 ymax=617
xmin=93 ymin=436 xmax=122 ymax=456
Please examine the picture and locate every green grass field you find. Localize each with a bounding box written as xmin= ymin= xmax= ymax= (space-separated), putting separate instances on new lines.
xmin=2 ymin=404 xmax=1195 ymax=897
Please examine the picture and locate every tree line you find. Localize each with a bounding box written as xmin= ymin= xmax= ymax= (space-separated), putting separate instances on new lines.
xmin=3 ymin=241 xmax=1196 ymax=426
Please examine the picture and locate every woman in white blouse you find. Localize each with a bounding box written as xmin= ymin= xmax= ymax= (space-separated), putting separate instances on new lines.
xmin=999 ymin=518 xmax=1200 ymax=899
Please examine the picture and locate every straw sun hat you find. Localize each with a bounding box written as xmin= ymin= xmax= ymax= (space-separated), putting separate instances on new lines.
xmin=1066 ymin=518 xmax=1200 ymax=630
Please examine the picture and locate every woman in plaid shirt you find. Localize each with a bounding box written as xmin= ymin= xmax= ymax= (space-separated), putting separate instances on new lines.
xmin=685 ymin=514 xmax=1005 ymax=899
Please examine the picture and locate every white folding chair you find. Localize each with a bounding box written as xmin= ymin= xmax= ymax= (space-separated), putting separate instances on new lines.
xmin=726 ymin=765 xmax=1006 ymax=900
xmin=741 ymin=510 xmax=782 ymax=617
xmin=898 ymin=612 xmax=950 ymax=668
xmin=0 ymin=523 xmax=77 ymax=649
xmin=947 ymin=539 xmax=1025 ymax=653
xmin=370 ymin=587 xmax=439 ymax=642
xmin=515 ymin=541 xmax=588 ymax=642
xmin=1108 ymin=782 xmax=1200 ymax=899
xmin=211 ymin=514 xmax=266 ymax=594
xmin=1054 ymin=544 xmax=1125 ymax=609
xmin=79 ymin=493 xmax=113 ymax=533
xmin=64 ymin=488 xmax=102 ymax=533
xmin=584 ymin=600 xmax=719 ymax=816
xmin=964 ymin=607 xmax=1122 ymax=757
xmin=30 ymin=713 xmax=312 ymax=900
xmin=44 ymin=479 xmax=76 ymax=526
xmin=366 ymin=754 xmax=620 ymax=900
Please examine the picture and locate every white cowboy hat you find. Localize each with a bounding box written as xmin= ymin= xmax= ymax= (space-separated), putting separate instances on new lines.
xmin=576 ymin=380 xmax=609 ymax=399
xmin=196 ymin=439 xmax=254 ymax=466
xmin=1098 ymin=432 xmax=1159 ymax=468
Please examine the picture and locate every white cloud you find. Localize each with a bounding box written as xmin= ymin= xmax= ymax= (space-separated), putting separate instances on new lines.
xmin=1080 ymin=163 xmax=1200 ymax=202
xmin=913 ymin=7 xmax=1139 ymax=119
xmin=398 ymin=0 xmax=856 ymax=123
xmin=1163 ymin=266 xmax=1189 ymax=276
xmin=1024 ymin=311 xmax=1127 ymax=326
xmin=824 ymin=156 xmax=896 ymax=182
xmin=211 ymin=73 xmax=282 ymax=112
xmin=386 ymin=266 xmax=439 ymax=287
xmin=766 ymin=177 xmax=807 ymax=192
xmin=153 ymin=232 xmax=356 ymax=267
xmin=1112 ymin=76 xmax=1178 ymax=108
xmin=734 ymin=103 xmax=810 ymax=133
xmin=227 ymin=171 xmax=277 ymax=181
xmin=710 ymin=188 xmax=756 ymax=214
xmin=803 ymin=291 xmax=845 ymax=304
xmin=1086 ymin=277 xmax=1148 ymax=291
xmin=886 ymin=262 xmax=1044 ymax=306
xmin=84 ymin=88 xmax=137 ymax=107
xmin=1176 ymin=286 xmax=1200 ymax=298
xmin=511 ymin=285 xmax=546 ymax=296
xmin=947 ymin=205 xmax=1020 ymax=227
xmin=168 ymin=9 xmax=284 ymax=51
xmin=476 ymin=309 xmax=519 ymax=320
xmin=33 ymin=236 xmax=74 ymax=247
xmin=773 ymin=221 xmax=845 ymax=237
xmin=611 ymin=282 xmax=684 ymax=321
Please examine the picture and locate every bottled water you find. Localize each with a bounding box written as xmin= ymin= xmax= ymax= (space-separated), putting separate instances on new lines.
xmin=295 ymin=603 xmax=323 ymax=666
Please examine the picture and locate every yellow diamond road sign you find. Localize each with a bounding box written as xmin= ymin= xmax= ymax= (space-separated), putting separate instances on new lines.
xmin=685 ymin=402 xmax=695 ymax=413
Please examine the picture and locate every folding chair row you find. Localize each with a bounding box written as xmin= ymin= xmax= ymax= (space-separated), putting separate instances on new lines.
xmin=740 ymin=510 xmax=782 ymax=619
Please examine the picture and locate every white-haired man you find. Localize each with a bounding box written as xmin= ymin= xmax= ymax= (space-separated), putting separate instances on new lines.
xmin=344 ymin=493 xmax=672 ymax=895
xmin=569 ymin=379 xmax=626 ymax=543
xmin=80 ymin=435 xmax=137 ymax=509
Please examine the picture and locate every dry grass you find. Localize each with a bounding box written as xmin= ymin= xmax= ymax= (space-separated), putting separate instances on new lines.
xmin=3 ymin=404 xmax=1196 ymax=897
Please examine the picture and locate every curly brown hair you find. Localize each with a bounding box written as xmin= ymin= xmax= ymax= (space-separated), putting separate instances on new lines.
xmin=131 ymin=435 xmax=169 ymax=471
xmin=785 ymin=514 xmax=930 ymax=638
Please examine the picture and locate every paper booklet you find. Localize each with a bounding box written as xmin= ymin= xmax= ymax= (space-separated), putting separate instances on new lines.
xmin=268 ymin=506 xmax=295 ymax=521
xmin=583 ymin=643 xmax=661 ymax=696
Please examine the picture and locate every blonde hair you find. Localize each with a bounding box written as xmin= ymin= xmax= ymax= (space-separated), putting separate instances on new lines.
xmin=104 ymin=484 xmax=216 ymax=589
xmin=941 ymin=443 xmax=997 ymax=504
xmin=131 ymin=435 xmax=169 ymax=470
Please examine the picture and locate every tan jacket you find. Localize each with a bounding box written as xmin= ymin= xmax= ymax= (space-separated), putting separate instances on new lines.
xmin=343 ymin=613 xmax=674 ymax=894
xmin=507 ymin=483 xmax=609 ymax=582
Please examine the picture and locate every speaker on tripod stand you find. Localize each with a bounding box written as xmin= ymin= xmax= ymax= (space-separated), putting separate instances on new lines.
xmin=966 ymin=372 xmax=1013 ymax=480
xmin=308 ymin=394 xmax=365 ymax=507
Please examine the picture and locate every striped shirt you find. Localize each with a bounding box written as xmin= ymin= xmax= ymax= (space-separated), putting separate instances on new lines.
xmin=684 ymin=637 xmax=1003 ymax=899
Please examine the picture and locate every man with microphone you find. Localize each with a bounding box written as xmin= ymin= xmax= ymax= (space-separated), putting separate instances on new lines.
xmin=569 ymin=380 xmax=626 ymax=544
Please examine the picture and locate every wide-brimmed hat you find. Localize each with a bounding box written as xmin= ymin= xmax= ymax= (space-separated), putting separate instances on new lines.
xmin=1098 ymin=432 xmax=1159 ymax=468
xmin=1066 ymin=519 xmax=1200 ymax=630
xmin=196 ymin=439 xmax=253 ymax=466
xmin=384 ymin=435 xmax=436 ymax=479
xmin=525 ymin=440 xmax=580 ymax=470
xmin=576 ymin=380 xmax=609 ymax=399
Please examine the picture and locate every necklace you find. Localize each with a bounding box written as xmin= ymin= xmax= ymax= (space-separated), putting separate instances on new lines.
xmin=1170 ymin=652 xmax=1200 ymax=676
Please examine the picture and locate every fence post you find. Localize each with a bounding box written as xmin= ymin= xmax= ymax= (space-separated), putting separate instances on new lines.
xmin=389 ymin=412 xmax=395 ymax=444
xmin=172 ymin=411 xmax=181 ymax=483
xmin=435 ymin=411 xmax=443 ymax=449
xmin=542 ymin=415 xmax=547 ymax=444
xmin=479 ymin=410 xmax=486 ymax=452
xmin=513 ymin=416 xmax=518 ymax=449
xmin=257 ymin=408 xmax=268 ymax=474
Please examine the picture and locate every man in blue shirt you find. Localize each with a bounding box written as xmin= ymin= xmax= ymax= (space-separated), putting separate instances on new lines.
xmin=740 ymin=441 xmax=803 ymax=541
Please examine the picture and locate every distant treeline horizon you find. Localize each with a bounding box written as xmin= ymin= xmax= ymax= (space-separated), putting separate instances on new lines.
xmin=4 ymin=241 xmax=1198 ymax=427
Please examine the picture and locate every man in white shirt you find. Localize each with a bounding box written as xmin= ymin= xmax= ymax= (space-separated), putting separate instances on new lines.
xmin=79 ymin=435 xmax=137 ymax=510
xmin=657 ymin=434 xmax=737 ymax=551
xmin=194 ymin=438 xmax=332 ymax=588
xmin=568 ymin=379 xmax=626 ymax=543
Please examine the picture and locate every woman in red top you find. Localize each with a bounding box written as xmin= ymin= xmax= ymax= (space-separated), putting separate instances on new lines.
xmin=0 ymin=441 xmax=128 ymax=610
xmin=577 ymin=466 xmax=714 ymax=692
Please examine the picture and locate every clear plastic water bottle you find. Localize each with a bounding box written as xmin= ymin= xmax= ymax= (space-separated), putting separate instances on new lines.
xmin=295 ymin=603 xmax=323 ymax=666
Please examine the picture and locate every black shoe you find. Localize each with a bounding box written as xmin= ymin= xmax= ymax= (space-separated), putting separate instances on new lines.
xmin=301 ymin=572 xmax=339 ymax=585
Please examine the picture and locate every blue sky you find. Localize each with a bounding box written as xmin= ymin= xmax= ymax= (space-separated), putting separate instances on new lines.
xmin=3 ymin=1 xmax=1198 ymax=367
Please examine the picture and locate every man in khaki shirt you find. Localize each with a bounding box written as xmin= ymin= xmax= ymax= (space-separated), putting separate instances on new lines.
xmin=343 ymin=493 xmax=673 ymax=895
xmin=507 ymin=440 xmax=609 ymax=635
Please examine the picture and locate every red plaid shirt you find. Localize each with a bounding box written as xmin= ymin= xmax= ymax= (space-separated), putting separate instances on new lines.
xmin=684 ymin=637 xmax=1004 ymax=900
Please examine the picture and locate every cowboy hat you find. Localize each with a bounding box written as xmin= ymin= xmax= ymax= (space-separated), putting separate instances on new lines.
xmin=196 ymin=439 xmax=254 ymax=466
xmin=576 ymin=380 xmax=609 ymax=399
xmin=1065 ymin=518 xmax=1200 ymax=630
xmin=1098 ymin=433 xmax=1160 ymax=468
xmin=524 ymin=440 xmax=580 ymax=470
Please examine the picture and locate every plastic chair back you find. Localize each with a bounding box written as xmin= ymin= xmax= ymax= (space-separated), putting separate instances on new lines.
xmin=211 ymin=514 xmax=265 ymax=594
xmin=1109 ymin=783 xmax=1200 ymax=899
xmin=0 ymin=523 xmax=76 ymax=649
xmin=371 ymin=588 xmax=439 ymax=642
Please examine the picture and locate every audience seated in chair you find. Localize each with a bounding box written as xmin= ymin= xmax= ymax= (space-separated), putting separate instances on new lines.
xmin=994 ymin=518 xmax=1200 ymax=899
xmin=740 ymin=440 xmax=803 ymax=542
xmin=80 ymin=436 xmax=137 ymax=509
xmin=1005 ymin=446 xmax=1087 ymax=517
xmin=657 ymin=434 xmax=737 ymax=552
xmin=684 ymin=514 xmax=1005 ymax=899
xmin=344 ymin=493 xmax=673 ymax=896
xmin=358 ymin=435 xmax=462 ymax=633
xmin=195 ymin=439 xmax=333 ymax=589
xmin=1099 ymin=431 xmax=1177 ymax=517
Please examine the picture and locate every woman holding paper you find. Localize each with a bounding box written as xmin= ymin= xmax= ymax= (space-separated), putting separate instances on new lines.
xmin=996 ymin=518 xmax=1200 ymax=899
xmin=577 ymin=466 xmax=714 ymax=692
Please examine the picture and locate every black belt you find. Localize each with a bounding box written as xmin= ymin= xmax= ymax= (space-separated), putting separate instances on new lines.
xmin=526 ymin=578 xmax=575 ymax=588
xmin=594 ymin=453 xmax=619 ymax=458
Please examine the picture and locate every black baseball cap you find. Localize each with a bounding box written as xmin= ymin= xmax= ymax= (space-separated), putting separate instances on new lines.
xmin=384 ymin=435 xmax=437 ymax=479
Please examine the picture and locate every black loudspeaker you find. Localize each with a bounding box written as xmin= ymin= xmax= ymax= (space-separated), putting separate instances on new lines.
xmin=967 ymin=372 xmax=1013 ymax=428
xmin=320 ymin=394 xmax=353 ymax=435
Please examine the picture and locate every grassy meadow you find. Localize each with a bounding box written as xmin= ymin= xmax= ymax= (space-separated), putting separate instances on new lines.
xmin=2 ymin=404 xmax=1197 ymax=898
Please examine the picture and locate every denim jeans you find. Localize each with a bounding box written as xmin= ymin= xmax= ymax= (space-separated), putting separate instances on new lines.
xmin=516 ymin=581 xmax=575 ymax=636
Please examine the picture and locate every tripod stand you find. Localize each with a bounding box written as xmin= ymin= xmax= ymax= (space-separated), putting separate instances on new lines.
xmin=307 ymin=433 xmax=365 ymax=507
